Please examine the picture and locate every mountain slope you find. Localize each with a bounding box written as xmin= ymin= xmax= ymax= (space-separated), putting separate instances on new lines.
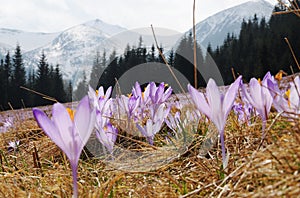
xmin=0 ymin=42 xmax=14 ymax=60
xmin=23 ymin=19 xmax=127 ymax=87
xmin=84 ymin=19 xmax=126 ymax=36
xmin=0 ymin=28 xmax=59 ymax=52
xmin=186 ymin=0 xmax=274 ymax=49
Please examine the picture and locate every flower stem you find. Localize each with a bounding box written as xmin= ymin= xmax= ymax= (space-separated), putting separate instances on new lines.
xmin=220 ymin=130 xmax=226 ymax=169
xmin=71 ymin=163 xmax=78 ymax=198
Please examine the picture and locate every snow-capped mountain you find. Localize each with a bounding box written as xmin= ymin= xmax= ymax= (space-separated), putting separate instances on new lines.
xmin=0 ymin=0 xmax=274 ymax=90
xmin=0 ymin=18 xmax=182 ymax=89
xmin=185 ymin=0 xmax=274 ymax=49
xmin=84 ymin=19 xmax=126 ymax=36
xmin=0 ymin=28 xmax=59 ymax=52
xmin=23 ymin=19 xmax=127 ymax=87
xmin=0 ymin=42 xmax=13 ymax=60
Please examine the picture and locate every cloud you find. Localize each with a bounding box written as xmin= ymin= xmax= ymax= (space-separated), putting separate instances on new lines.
xmin=0 ymin=0 xmax=278 ymax=33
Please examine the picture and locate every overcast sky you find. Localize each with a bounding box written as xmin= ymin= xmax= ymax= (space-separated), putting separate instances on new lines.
xmin=0 ymin=0 xmax=278 ymax=33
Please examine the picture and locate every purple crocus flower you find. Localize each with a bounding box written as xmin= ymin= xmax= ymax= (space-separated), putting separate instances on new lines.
xmin=127 ymin=95 xmax=140 ymax=118
xmin=149 ymin=82 xmax=172 ymax=104
xmin=188 ymin=76 xmax=242 ymax=168
xmin=232 ymin=101 xmax=254 ymax=124
xmin=136 ymin=103 xmax=170 ymax=145
xmin=0 ymin=117 xmax=14 ymax=133
xmin=268 ymin=76 xmax=300 ymax=118
xmin=132 ymin=81 xmax=151 ymax=106
xmin=136 ymin=119 xmax=160 ymax=145
xmin=33 ymin=96 xmax=96 ymax=198
xmin=165 ymin=111 xmax=181 ymax=135
xmin=241 ymin=74 xmax=273 ymax=139
xmin=88 ymin=85 xmax=112 ymax=111
xmin=116 ymin=94 xmax=140 ymax=122
xmin=95 ymin=119 xmax=118 ymax=154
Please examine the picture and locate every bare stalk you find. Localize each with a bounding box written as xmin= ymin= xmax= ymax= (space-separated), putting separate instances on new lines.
xmin=193 ymin=0 xmax=198 ymax=88
xmin=150 ymin=25 xmax=185 ymax=93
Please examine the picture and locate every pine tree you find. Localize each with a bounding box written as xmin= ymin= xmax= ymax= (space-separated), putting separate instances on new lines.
xmin=26 ymin=69 xmax=36 ymax=107
xmin=109 ymin=50 xmax=117 ymax=65
xmin=174 ymin=33 xmax=205 ymax=87
xmin=89 ymin=51 xmax=102 ymax=89
xmin=0 ymin=59 xmax=4 ymax=108
xmin=168 ymin=49 xmax=175 ymax=67
xmin=209 ymin=4 xmax=300 ymax=82
xmin=66 ymin=81 xmax=73 ymax=102
xmin=48 ymin=64 xmax=55 ymax=97
xmin=3 ymin=52 xmax=12 ymax=109
xmin=10 ymin=45 xmax=27 ymax=108
xmin=53 ymin=64 xmax=66 ymax=102
xmin=102 ymin=51 xmax=107 ymax=68
xmin=158 ymin=44 xmax=164 ymax=63
xmin=35 ymin=51 xmax=51 ymax=106
xmin=206 ymin=43 xmax=212 ymax=57
xmin=150 ymin=44 xmax=155 ymax=62
xmin=74 ymin=71 xmax=87 ymax=101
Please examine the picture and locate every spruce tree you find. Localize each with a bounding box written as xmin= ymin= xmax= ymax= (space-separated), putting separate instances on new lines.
xmin=35 ymin=51 xmax=51 ymax=106
xmin=3 ymin=52 xmax=12 ymax=109
xmin=66 ymin=81 xmax=73 ymax=102
xmin=0 ymin=59 xmax=4 ymax=108
xmin=26 ymin=69 xmax=36 ymax=107
xmin=53 ymin=64 xmax=66 ymax=102
xmin=89 ymin=51 xmax=102 ymax=89
xmin=168 ymin=49 xmax=175 ymax=67
xmin=74 ymin=71 xmax=87 ymax=101
xmin=11 ymin=45 xmax=27 ymax=108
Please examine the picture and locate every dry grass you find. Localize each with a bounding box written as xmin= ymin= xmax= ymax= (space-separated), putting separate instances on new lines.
xmin=0 ymin=102 xmax=299 ymax=198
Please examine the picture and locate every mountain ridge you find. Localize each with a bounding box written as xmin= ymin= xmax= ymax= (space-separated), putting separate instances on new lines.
xmin=185 ymin=0 xmax=274 ymax=49
xmin=0 ymin=1 xmax=275 ymax=89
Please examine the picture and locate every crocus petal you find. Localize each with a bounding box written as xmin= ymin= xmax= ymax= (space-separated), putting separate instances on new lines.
xmin=241 ymin=83 xmax=254 ymax=107
xmin=133 ymin=81 xmax=142 ymax=97
xmin=162 ymin=87 xmax=172 ymax=102
xmin=88 ymin=85 xmax=98 ymax=108
xmin=267 ymin=79 xmax=280 ymax=98
xmin=136 ymin=123 xmax=147 ymax=137
xmin=96 ymin=124 xmax=117 ymax=154
xmin=143 ymin=83 xmax=151 ymax=104
xmin=149 ymin=82 xmax=157 ymax=102
xmin=188 ymin=84 xmax=211 ymax=119
xmin=223 ymin=76 xmax=242 ymax=118
xmin=146 ymin=119 xmax=153 ymax=137
xmin=52 ymin=103 xmax=73 ymax=148
xmin=153 ymin=103 xmax=164 ymax=121
xmin=263 ymin=88 xmax=273 ymax=119
xmin=74 ymin=96 xmax=96 ymax=149
xmin=33 ymin=108 xmax=66 ymax=152
xmin=290 ymin=83 xmax=300 ymax=109
xmin=98 ymin=86 xmax=104 ymax=97
xmin=206 ymin=79 xmax=224 ymax=130
xmin=96 ymin=129 xmax=111 ymax=152
xmin=155 ymin=83 xmax=165 ymax=103
xmin=248 ymin=78 xmax=263 ymax=112
xmin=128 ymin=96 xmax=140 ymax=115
xmin=105 ymin=86 xmax=112 ymax=99
xmin=262 ymin=71 xmax=274 ymax=84
xmin=106 ymin=123 xmax=118 ymax=143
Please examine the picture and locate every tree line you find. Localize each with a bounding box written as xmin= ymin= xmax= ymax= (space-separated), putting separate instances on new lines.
xmin=91 ymin=1 xmax=300 ymax=90
xmin=209 ymin=1 xmax=300 ymax=84
xmin=0 ymin=45 xmax=69 ymax=110
xmin=83 ymin=34 xmax=207 ymax=92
